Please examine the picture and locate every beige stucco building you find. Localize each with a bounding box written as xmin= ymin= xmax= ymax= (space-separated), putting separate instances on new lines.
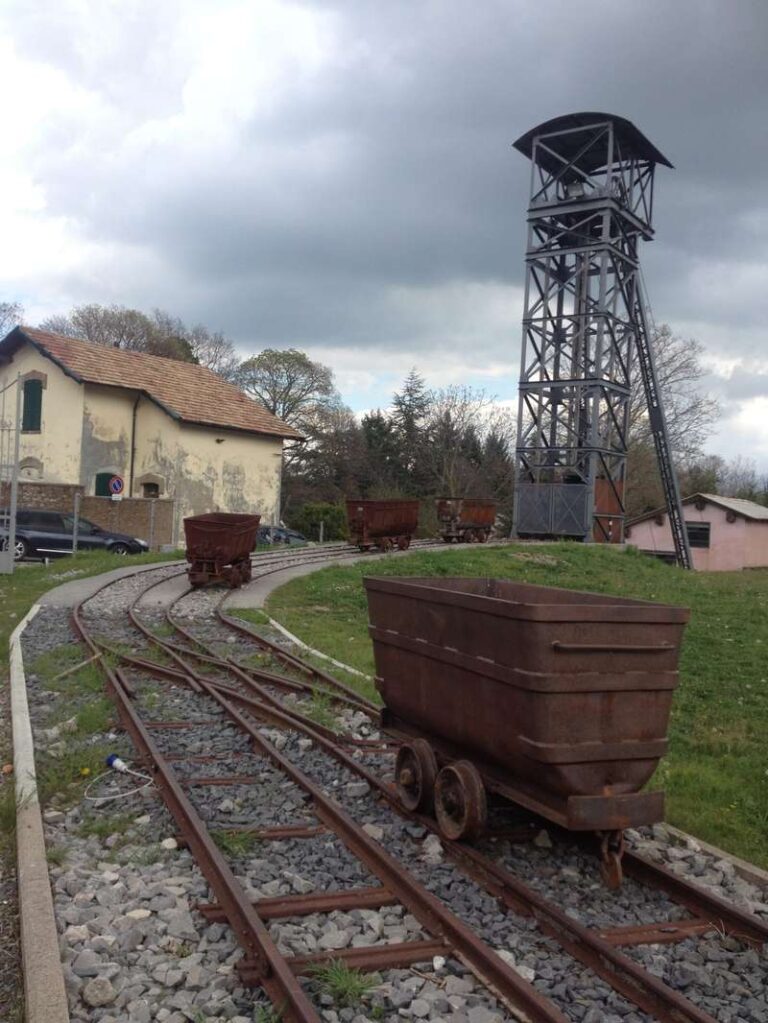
xmin=625 ymin=493 xmax=768 ymax=571
xmin=0 ymin=326 xmax=301 ymax=540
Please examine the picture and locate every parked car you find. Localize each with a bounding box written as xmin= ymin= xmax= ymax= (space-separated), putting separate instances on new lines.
xmin=256 ymin=525 xmax=308 ymax=546
xmin=0 ymin=509 xmax=150 ymax=560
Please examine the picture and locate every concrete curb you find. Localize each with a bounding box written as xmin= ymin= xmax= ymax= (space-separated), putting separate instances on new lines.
xmin=265 ymin=616 xmax=373 ymax=681
xmin=10 ymin=604 xmax=70 ymax=1023
xmin=665 ymin=824 xmax=768 ymax=889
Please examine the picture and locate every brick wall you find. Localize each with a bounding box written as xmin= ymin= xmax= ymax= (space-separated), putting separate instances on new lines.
xmin=0 ymin=481 xmax=83 ymax=512
xmin=81 ymin=497 xmax=174 ymax=548
xmin=0 ymin=481 xmax=175 ymax=549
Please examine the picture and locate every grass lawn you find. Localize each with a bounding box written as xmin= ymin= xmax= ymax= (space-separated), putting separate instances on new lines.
xmin=262 ymin=542 xmax=768 ymax=868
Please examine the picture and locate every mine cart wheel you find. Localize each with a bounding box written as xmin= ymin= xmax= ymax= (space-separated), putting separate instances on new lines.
xmin=435 ymin=760 xmax=487 ymax=841
xmin=395 ymin=740 xmax=438 ymax=813
xmin=477 ymin=530 xmax=488 ymax=544
xmin=227 ymin=566 xmax=242 ymax=589
xmin=599 ymin=830 xmax=625 ymax=889
xmin=241 ymin=560 xmax=252 ymax=583
xmin=397 ymin=535 xmax=410 ymax=551
xmin=379 ymin=537 xmax=394 ymax=553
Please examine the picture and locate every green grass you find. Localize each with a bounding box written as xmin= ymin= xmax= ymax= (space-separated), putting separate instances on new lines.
xmin=229 ymin=608 xmax=270 ymax=627
xmin=227 ymin=609 xmax=378 ymax=703
xmin=211 ymin=829 xmax=262 ymax=857
xmin=0 ymin=778 xmax=18 ymax=862
xmin=32 ymin=645 xmax=105 ymax=695
xmin=45 ymin=844 xmax=67 ymax=866
xmin=73 ymin=697 xmax=114 ymax=734
xmin=36 ymin=740 xmax=114 ymax=807
xmin=253 ymin=1006 xmax=283 ymax=1023
xmin=266 ymin=542 xmax=768 ymax=868
xmin=77 ymin=811 xmax=135 ymax=840
xmin=309 ymin=960 xmax=377 ymax=1007
xmin=301 ymin=691 xmax=337 ymax=731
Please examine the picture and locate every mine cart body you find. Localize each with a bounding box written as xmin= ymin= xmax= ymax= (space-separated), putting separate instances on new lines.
xmin=183 ymin=513 xmax=260 ymax=588
xmin=346 ymin=500 xmax=420 ymax=552
xmin=365 ymin=576 xmax=689 ymax=833
xmin=436 ymin=498 xmax=497 ymax=543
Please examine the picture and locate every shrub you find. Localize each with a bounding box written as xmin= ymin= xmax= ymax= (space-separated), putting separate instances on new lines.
xmin=288 ymin=502 xmax=347 ymax=541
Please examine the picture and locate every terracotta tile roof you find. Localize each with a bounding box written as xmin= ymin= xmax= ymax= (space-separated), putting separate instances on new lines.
xmin=4 ymin=326 xmax=302 ymax=440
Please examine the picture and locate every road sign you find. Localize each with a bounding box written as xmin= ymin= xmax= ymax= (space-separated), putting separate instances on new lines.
xmin=109 ymin=475 xmax=124 ymax=495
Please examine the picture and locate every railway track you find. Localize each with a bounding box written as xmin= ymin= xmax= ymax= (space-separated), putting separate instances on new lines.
xmin=43 ymin=544 xmax=767 ymax=1023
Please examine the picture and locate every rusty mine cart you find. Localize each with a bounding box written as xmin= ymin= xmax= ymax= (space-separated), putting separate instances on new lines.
xmin=183 ymin=513 xmax=261 ymax=588
xmin=436 ymin=497 xmax=497 ymax=543
xmin=365 ymin=576 xmax=690 ymax=887
xmin=346 ymin=499 xmax=420 ymax=552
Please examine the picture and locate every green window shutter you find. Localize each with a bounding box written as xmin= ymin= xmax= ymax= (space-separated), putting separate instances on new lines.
xmin=22 ymin=379 xmax=43 ymax=431
xmin=95 ymin=472 xmax=113 ymax=497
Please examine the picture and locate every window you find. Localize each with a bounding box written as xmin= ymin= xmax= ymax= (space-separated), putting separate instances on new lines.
xmin=61 ymin=515 xmax=96 ymax=535
xmin=142 ymin=482 xmax=160 ymax=499
xmin=686 ymin=522 xmax=711 ymax=549
xmin=21 ymin=379 xmax=43 ymax=431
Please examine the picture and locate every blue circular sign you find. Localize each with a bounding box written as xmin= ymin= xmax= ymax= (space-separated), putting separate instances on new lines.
xmin=109 ymin=475 xmax=124 ymax=495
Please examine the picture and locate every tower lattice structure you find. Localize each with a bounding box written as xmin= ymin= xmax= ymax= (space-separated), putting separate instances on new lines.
xmin=511 ymin=112 xmax=691 ymax=567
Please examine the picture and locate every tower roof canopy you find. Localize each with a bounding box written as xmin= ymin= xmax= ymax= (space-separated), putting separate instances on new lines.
xmin=513 ymin=112 xmax=673 ymax=174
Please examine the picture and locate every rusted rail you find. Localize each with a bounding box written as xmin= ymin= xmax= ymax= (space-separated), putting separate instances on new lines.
xmin=72 ymin=558 xmax=768 ymax=1023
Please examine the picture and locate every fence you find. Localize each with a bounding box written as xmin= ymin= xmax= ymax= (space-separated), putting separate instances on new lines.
xmin=0 ymin=375 xmax=20 ymax=575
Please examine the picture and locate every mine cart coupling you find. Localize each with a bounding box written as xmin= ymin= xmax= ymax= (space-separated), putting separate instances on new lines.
xmin=599 ymin=829 xmax=626 ymax=889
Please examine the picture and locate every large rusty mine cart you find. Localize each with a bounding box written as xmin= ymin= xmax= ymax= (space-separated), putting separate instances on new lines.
xmin=183 ymin=513 xmax=261 ymax=588
xmin=346 ymin=499 xmax=420 ymax=552
xmin=365 ymin=576 xmax=689 ymax=886
xmin=436 ymin=498 xmax=497 ymax=543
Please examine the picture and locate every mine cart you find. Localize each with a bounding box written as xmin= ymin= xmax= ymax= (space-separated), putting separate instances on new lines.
xmin=436 ymin=498 xmax=497 ymax=543
xmin=346 ymin=500 xmax=420 ymax=552
xmin=183 ymin=513 xmax=261 ymax=588
xmin=365 ymin=576 xmax=689 ymax=886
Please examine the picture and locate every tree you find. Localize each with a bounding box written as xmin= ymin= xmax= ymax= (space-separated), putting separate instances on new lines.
xmin=0 ymin=301 xmax=23 ymax=336
xmin=360 ymin=410 xmax=404 ymax=496
xmin=719 ymin=455 xmax=760 ymax=500
xmin=151 ymin=310 xmax=240 ymax=378
xmin=391 ymin=369 xmax=430 ymax=482
xmin=39 ymin=304 xmax=197 ymax=362
xmin=680 ymin=454 xmax=725 ymax=496
xmin=238 ymin=348 xmax=341 ymax=438
xmin=627 ymin=325 xmax=719 ymax=453
xmin=38 ymin=303 xmax=240 ymax=372
xmin=421 ymin=385 xmax=495 ymax=496
xmin=625 ymin=325 xmax=720 ymax=517
xmin=283 ymin=406 xmax=366 ymax=509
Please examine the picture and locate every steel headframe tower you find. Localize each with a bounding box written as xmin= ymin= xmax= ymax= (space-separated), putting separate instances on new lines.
xmin=511 ymin=112 xmax=692 ymax=568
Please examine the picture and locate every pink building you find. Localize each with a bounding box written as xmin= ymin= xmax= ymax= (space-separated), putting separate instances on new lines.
xmin=625 ymin=494 xmax=768 ymax=571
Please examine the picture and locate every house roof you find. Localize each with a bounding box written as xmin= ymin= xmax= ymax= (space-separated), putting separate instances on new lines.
xmin=629 ymin=492 xmax=768 ymax=526
xmin=1 ymin=326 xmax=303 ymax=440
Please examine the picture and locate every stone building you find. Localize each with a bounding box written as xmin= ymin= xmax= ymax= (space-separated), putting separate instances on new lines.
xmin=0 ymin=326 xmax=301 ymax=541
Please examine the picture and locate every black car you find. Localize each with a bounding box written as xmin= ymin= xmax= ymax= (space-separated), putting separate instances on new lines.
xmin=256 ymin=525 xmax=308 ymax=546
xmin=0 ymin=509 xmax=150 ymax=560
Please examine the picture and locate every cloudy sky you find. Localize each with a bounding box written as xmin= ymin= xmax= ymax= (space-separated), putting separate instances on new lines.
xmin=1 ymin=0 xmax=767 ymax=468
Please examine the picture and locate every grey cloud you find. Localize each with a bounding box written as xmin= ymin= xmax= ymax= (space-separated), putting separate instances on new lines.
xmin=4 ymin=0 xmax=768 ymax=365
